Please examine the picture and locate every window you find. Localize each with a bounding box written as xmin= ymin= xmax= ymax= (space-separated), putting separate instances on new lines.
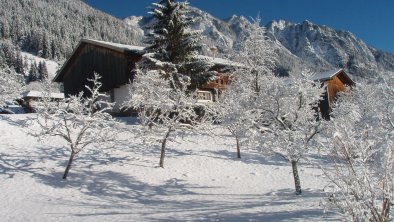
xmin=197 ymin=91 xmax=212 ymax=102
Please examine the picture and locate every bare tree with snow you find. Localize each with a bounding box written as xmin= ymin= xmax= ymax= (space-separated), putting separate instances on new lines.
xmin=216 ymin=84 xmax=252 ymax=159
xmin=233 ymin=16 xmax=276 ymax=96
xmin=224 ymin=27 xmax=324 ymax=193
xmin=34 ymin=73 xmax=117 ymax=179
xmin=124 ymin=66 xmax=211 ymax=168
xmin=217 ymin=16 xmax=276 ymax=159
xmin=320 ymin=72 xmax=393 ymax=221
xmin=250 ymin=70 xmax=324 ymax=195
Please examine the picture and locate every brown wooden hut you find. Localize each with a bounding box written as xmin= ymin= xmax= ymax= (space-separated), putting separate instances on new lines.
xmin=54 ymin=39 xmax=143 ymax=94
xmin=196 ymin=56 xmax=243 ymax=102
xmin=313 ymin=69 xmax=355 ymax=119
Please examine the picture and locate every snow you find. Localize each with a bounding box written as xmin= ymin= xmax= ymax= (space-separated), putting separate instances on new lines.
xmin=0 ymin=114 xmax=340 ymax=221
xmin=124 ymin=16 xmax=143 ymax=27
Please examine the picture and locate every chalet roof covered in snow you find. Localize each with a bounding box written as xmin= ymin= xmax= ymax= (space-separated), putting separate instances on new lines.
xmin=22 ymin=90 xmax=64 ymax=99
xmin=81 ymin=39 xmax=145 ymax=54
xmin=312 ymin=68 xmax=354 ymax=85
xmin=198 ymin=55 xmax=246 ymax=68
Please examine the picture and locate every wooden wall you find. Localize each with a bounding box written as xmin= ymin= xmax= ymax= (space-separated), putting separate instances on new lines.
xmin=319 ymin=72 xmax=354 ymax=120
xmin=62 ymin=43 xmax=139 ymax=96
xmin=326 ymin=75 xmax=347 ymax=103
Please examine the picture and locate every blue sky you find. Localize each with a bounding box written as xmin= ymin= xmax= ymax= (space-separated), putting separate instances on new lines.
xmin=83 ymin=0 xmax=394 ymax=53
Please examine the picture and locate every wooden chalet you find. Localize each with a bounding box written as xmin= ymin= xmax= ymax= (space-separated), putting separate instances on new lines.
xmin=313 ymin=69 xmax=355 ymax=119
xmin=53 ymin=39 xmax=144 ymax=112
xmin=53 ymin=39 xmax=241 ymax=112
xmin=196 ymin=56 xmax=243 ymax=102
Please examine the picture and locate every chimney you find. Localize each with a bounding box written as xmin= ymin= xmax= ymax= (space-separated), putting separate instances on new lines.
xmin=210 ymin=46 xmax=217 ymax=60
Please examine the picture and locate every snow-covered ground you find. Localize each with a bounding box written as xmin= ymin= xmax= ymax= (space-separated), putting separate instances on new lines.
xmin=0 ymin=114 xmax=340 ymax=221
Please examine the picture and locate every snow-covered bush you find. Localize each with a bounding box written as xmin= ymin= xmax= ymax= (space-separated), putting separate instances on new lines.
xmin=321 ymin=73 xmax=393 ymax=221
xmin=34 ymin=73 xmax=117 ymax=179
xmin=0 ymin=67 xmax=24 ymax=107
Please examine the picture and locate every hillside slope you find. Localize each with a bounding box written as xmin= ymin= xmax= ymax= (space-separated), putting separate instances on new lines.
xmin=0 ymin=0 xmax=143 ymax=61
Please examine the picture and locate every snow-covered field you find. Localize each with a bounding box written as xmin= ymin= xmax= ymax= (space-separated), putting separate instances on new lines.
xmin=0 ymin=114 xmax=340 ymax=221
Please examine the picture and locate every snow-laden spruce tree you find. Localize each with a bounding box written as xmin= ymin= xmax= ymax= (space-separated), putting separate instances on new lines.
xmin=0 ymin=66 xmax=24 ymax=107
xmin=124 ymin=65 xmax=211 ymax=168
xmin=217 ymin=16 xmax=276 ymax=158
xmin=145 ymin=0 xmax=212 ymax=90
xmin=34 ymin=73 xmax=117 ymax=179
xmin=320 ymin=73 xmax=393 ymax=221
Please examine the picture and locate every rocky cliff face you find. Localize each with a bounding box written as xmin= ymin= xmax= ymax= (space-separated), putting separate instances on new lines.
xmin=266 ymin=20 xmax=394 ymax=79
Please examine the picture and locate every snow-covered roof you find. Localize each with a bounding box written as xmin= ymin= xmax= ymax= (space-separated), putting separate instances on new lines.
xmin=312 ymin=68 xmax=355 ymax=85
xmin=82 ymin=39 xmax=145 ymax=54
xmin=22 ymin=90 xmax=64 ymax=99
xmin=198 ymin=55 xmax=246 ymax=68
xmin=312 ymin=69 xmax=343 ymax=81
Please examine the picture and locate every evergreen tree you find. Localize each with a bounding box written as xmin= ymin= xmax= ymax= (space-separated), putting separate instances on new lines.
xmin=38 ymin=61 xmax=49 ymax=80
xmin=29 ymin=61 xmax=38 ymax=82
xmin=14 ymin=52 xmax=24 ymax=74
xmin=145 ymin=0 xmax=212 ymax=90
xmin=41 ymin=33 xmax=51 ymax=59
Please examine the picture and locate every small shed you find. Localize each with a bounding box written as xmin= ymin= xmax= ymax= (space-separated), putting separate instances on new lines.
xmin=53 ymin=39 xmax=144 ymax=112
xmin=21 ymin=90 xmax=65 ymax=113
xmin=313 ymin=69 xmax=355 ymax=119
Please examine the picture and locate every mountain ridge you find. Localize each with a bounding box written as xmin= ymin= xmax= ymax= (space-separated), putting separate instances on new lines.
xmin=1 ymin=0 xmax=393 ymax=80
xmin=124 ymin=7 xmax=394 ymax=79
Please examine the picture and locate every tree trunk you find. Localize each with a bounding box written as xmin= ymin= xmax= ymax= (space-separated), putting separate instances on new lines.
xmin=236 ymin=136 xmax=241 ymax=159
xmin=382 ymin=198 xmax=390 ymax=222
xmin=291 ymin=160 xmax=302 ymax=195
xmin=159 ymin=128 xmax=172 ymax=168
xmin=63 ymin=150 xmax=76 ymax=179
